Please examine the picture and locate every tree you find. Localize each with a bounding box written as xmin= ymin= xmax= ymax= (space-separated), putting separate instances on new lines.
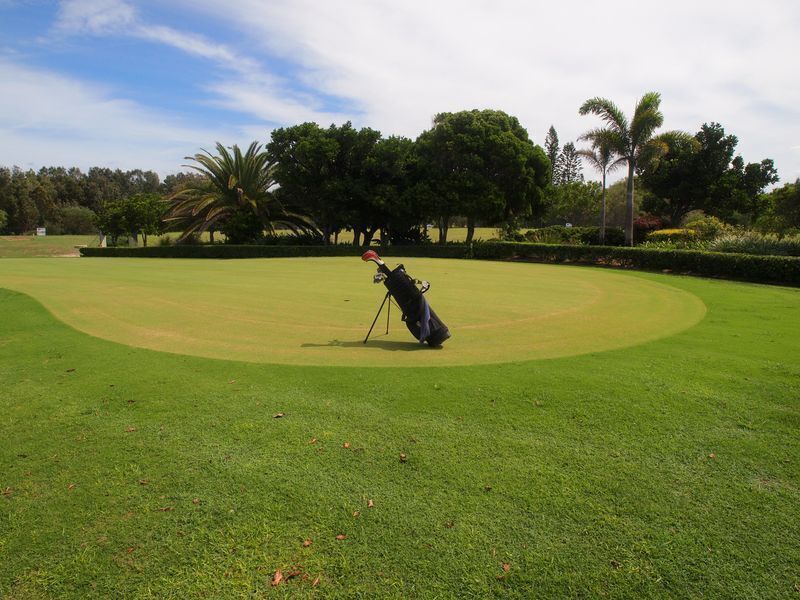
xmin=544 ymin=126 xmax=559 ymax=181
xmin=94 ymin=194 xmax=167 ymax=246
xmin=0 ymin=208 xmax=7 ymax=233
xmin=545 ymin=181 xmax=602 ymax=226
xmin=759 ymin=179 xmax=800 ymax=232
xmin=640 ymin=122 xmax=778 ymax=224
xmin=554 ymin=142 xmax=584 ymax=185
xmin=415 ymin=109 xmax=549 ymax=243
xmin=577 ymin=130 xmax=622 ymax=243
xmin=579 ymin=92 xmax=688 ymax=245
xmin=269 ymin=122 xmax=377 ymax=244
xmin=167 ymin=142 xmax=314 ymax=243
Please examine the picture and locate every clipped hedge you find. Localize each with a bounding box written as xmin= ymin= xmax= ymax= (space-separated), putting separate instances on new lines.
xmin=79 ymin=244 xmax=468 ymax=260
xmin=80 ymin=242 xmax=800 ymax=285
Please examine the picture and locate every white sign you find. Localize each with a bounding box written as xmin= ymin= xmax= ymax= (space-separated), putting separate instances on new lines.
xmin=565 ymin=223 xmax=573 ymax=228
xmin=36 ymin=227 xmax=46 ymax=236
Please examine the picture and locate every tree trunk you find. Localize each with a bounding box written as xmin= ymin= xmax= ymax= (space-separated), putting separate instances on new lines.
xmin=352 ymin=228 xmax=362 ymax=247
xmin=465 ymin=216 xmax=475 ymax=244
xmin=599 ymin=171 xmax=607 ymax=245
xmin=142 ymin=233 xmax=148 ymax=247
xmin=438 ymin=218 xmax=449 ymax=244
xmin=625 ymin=162 xmax=635 ymax=246
xmin=362 ymin=228 xmax=375 ymax=247
xmin=209 ymin=230 xmax=215 ymax=244
xmin=334 ymin=230 xmax=339 ymax=244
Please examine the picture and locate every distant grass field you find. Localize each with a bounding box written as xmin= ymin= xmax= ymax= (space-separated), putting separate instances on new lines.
xmin=1 ymin=259 xmax=798 ymax=598
xmin=0 ymin=235 xmax=100 ymax=258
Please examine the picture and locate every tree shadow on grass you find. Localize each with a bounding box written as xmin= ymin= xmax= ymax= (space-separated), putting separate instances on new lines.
xmin=301 ymin=338 xmax=434 ymax=352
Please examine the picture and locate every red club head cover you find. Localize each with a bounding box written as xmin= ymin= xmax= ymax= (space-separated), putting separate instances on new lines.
xmin=362 ymin=250 xmax=381 ymax=263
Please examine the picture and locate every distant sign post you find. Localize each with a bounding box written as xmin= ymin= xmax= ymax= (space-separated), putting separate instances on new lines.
xmin=36 ymin=227 xmax=46 ymax=236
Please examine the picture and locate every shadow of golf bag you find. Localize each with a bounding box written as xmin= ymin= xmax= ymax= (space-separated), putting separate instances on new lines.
xmin=363 ymin=251 xmax=451 ymax=347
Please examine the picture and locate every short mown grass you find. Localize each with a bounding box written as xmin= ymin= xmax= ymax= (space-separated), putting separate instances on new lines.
xmin=1 ymin=264 xmax=799 ymax=598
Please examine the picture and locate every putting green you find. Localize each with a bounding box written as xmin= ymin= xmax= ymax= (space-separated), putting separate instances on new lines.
xmin=0 ymin=257 xmax=706 ymax=366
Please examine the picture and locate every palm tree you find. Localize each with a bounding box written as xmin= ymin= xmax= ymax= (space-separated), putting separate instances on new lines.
xmin=166 ymin=141 xmax=315 ymax=242
xmin=577 ymin=130 xmax=622 ymax=244
xmin=579 ymin=92 xmax=684 ymax=245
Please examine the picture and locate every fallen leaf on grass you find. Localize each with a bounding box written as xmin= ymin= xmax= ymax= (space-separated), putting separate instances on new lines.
xmin=484 ymin=486 xmax=492 ymax=492
xmin=610 ymin=559 xmax=621 ymax=569
xmin=445 ymin=521 xmax=454 ymax=528
xmin=228 ymin=380 xmax=236 ymax=384
xmin=308 ymin=438 xmax=318 ymax=445
xmin=335 ymin=534 xmax=347 ymax=540
xmin=2 ymin=487 xmax=12 ymax=496
xmin=68 ymin=483 xmax=76 ymax=490
xmin=343 ymin=442 xmax=350 ymax=449
xmin=367 ymin=499 xmax=374 ymax=508
xmin=192 ymin=498 xmax=200 ymax=505
xmin=271 ymin=570 xmax=283 ymax=586
xmin=125 ymin=426 xmax=137 ymax=433
xmin=157 ymin=506 xmax=174 ymax=512
xmin=66 ymin=368 xmax=76 ymax=373
xmin=352 ymin=511 xmax=360 ymax=518
xmin=312 ymin=575 xmax=320 ymax=587
xmin=126 ymin=547 xmax=136 ymax=554
xmin=399 ymin=453 xmax=407 ymax=463
xmin=302 ymin=539 xmax=312 ymax=547
xmin=708 ymin=453 xmax=716 ymax=459
xmin=285 ymin=569 xmax=302 ymax=581
xmin=273 ymin=413 xmax=285 ymax=419
xmin=138 ymin=479 xmax=148 ymax=486
xmin=502 ymin=563 xmax=510 ymax=572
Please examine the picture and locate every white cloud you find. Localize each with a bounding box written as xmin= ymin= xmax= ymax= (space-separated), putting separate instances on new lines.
xmin=0 ymin=59 xmax=230 ymax=175
xmin=172 ymin=0 xmax=800 ymax=182
xmin=53 ymin=0 xmax=352 ymax=127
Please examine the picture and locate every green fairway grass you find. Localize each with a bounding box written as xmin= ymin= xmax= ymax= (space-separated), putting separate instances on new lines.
xmin=0 ymin=258 xmax=705 ymax=366
xmin=1 ymin=261 xmax=799 ymax=598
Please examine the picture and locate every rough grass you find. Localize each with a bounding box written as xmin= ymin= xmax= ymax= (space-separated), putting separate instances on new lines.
xmin=1 ymin=266 xmax=799 ymax=598
xmin=0 ymin=258 xmax=705 ymax=366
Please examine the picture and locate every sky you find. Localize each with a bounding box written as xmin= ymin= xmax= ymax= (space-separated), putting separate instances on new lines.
xmin=0 ymin=0 xmax=798 ymax=184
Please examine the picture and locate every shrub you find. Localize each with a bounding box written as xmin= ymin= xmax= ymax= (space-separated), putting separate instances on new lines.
xmin=707 ymin=232 xmax=800 ymax=257
xmin=524 ymin=226 xmax=624 ymax=246
xmin=633 ymin=215 xmax=665 ymax=242
xmin=681 ymin=215 xmax=732 ymax=240
xmin=646 ymin=228 xmax=699 ymax=243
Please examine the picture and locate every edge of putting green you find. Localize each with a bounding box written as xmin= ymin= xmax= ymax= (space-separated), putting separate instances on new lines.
xmin=0 ymin=258 xmax=709 ymax=367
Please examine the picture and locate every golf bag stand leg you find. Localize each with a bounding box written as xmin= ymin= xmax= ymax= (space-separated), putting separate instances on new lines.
xmin=363 ymin=291 xmax=392 ymax=344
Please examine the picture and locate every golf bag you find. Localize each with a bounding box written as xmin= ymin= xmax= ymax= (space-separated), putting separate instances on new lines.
xmin=362 ymin=250 xmax=451 ymax=346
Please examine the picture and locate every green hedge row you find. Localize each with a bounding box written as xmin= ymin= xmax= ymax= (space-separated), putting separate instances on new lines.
xmin=80 ymin=242 xmax=800 ymax=285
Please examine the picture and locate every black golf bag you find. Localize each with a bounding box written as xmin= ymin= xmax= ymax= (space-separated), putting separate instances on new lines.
xmin=363 ymin=251 xmax=451 ymax=347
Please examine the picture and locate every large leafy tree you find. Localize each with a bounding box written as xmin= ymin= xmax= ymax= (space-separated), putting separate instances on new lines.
xmin=577 ymin=130 xmax=622 ymax=243
xmin=579 ymin=92 xmax=687 ymax=245
xmin=416 ymin=109 xmax=550 ymax=243
xmin=166 ymin=142 xmax=314 ymax=243
xmin=640 ymin=122 xmax=778 ymax=224
xmin=268 ymin=122 xmax=385 ymax=246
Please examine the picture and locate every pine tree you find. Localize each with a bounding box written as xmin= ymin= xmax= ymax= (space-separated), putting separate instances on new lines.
xmin=554 ymin=142 xmax=584 ymax=185
xmin=544 ymin=126 xmax=559 ymax=182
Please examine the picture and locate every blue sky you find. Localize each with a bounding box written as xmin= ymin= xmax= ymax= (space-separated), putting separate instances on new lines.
xmin=1 ymin=0 xmax=798 ymax=183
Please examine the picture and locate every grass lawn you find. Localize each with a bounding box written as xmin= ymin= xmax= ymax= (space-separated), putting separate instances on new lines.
xmin=1 ymin=259 xmax=798 ymax=598
xmin=0 ymin=235 xmax=100 ymax=258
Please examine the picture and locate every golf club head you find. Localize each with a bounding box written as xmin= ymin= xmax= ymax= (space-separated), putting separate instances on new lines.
xmin=361 ymin=250 xmax=383 ymax=265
